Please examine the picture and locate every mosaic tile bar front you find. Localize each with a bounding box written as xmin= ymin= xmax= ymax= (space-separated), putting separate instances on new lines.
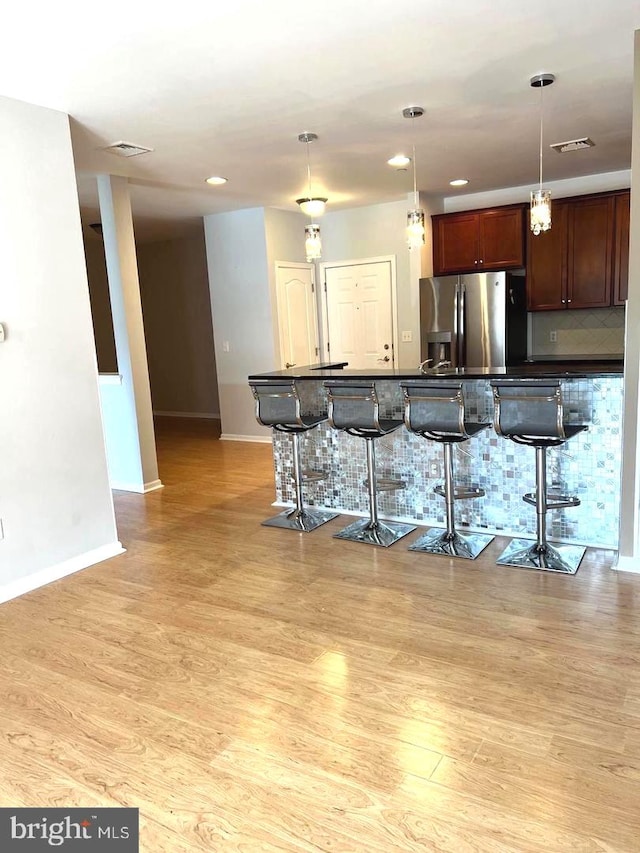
xmin=272 ymin=377 xmax=623 ymax=549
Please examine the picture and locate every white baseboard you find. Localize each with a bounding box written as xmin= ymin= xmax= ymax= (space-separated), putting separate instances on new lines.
xmin=0 ymin=542 xmax=126 ymax=605
xmin=614 ymin=555 xmax=640 ymax=573
xmin=154 ymin=411 xmax=220 ymax=419
xmin=220 ymin=434 xmax=271 ymax=444
xmin=111 ymin=479 xmax=164 ymax=493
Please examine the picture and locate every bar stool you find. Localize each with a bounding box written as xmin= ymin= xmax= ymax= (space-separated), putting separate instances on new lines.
xmin=401 ymin=381 xmax=494 ymax=559
xmin=491 ymin=380 xmax=588 ymax=574
xmin=324 ymin=381 xmax=416 ymax=547
xmin=249 ymin=380 xmax=339 ymax=532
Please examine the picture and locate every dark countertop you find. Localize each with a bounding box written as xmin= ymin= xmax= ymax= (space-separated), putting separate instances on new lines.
xmin=249 ymin=360 xmax=624 ymax=381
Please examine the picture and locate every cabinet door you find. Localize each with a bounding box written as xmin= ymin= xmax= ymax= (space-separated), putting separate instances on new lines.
xmin=433 ymin=213 xmax=479 ymax=275
xmin=567 ymin=196 xmax=614 ymax=309
xmin=526 ymin=202 xmax=568 ymax=311
xmin=478 ymin=206 xmax=525 ymax=270
xmin=613 ymin=191 xmax=630 ymax=305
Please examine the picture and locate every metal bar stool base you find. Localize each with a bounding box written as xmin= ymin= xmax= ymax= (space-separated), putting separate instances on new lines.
xmin=334 ymin=518 xmax=416 ymax=548
xmin=262 ymin=507 xmax=339 ymax=533
xmin=409 ymin=528 xmax=494 ymax=560
xmin=496 ymin=538 xmax=585 ymax=574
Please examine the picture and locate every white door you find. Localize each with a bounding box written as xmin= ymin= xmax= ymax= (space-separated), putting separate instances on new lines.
xmin=324 ymin=261 xmax=394 ymax=369
xmin=275 ymin=263 xmax=320 ymax=369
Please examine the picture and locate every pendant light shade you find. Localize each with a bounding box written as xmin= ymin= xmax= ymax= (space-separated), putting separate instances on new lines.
xmin=406 ymin=209 xmax=425 ymax=249
xmin=304 ymin=224 xmax=322 ymax=261
xmin=297 ymin=132 xmax=326 ymax=260
xmin=530 ymin=73 xmax=555 ymax=236
xmin=296 ymin=197 xmax=327 ymax=217
xmin=402 ymin=106 xmax=425 ymax=250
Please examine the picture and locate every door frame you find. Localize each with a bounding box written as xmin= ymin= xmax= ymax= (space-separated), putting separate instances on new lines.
xmin=318 ymin=256 xmax=399 ymax=366
xmin=274 ymin=261 xmax=320 ymax=369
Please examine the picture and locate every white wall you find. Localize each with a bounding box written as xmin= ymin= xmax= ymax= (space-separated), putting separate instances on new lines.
xmin=137 ymin=230 xmax=219 ymax=417
xmin=0 ymin=96 xmax=121 ymax=601
xmin=204 ymin=207 xmax=273 ymax=440
xmin=318 ymin=198 xmax=438 ymax=368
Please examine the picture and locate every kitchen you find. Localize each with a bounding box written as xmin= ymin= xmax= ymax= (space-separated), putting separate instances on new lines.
xmin=248 ymin=179 xmax=629 ymax=568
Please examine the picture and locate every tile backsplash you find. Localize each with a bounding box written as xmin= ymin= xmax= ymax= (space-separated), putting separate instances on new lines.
xmin=530 ymin=307 xmax=625 ymax=357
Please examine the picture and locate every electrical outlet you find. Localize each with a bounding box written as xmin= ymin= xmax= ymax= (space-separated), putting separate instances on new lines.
xmin=549 ymin=330 xmax=557 ymax=342
xmin=401 ymin=331 xmax=413 ymax=343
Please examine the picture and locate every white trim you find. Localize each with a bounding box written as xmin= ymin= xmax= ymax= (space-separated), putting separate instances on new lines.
xmin=220 ymin=434 xmax=271 ymax=444
xmin=153 ymin=410 xmax=220 ymax=419
xmin=0 ymin=542 xmax=125 ymax=605
xmin=318 ymin=255 xmax=399 ymax=368
xmin=111 ymin=479 xmax=164 ymax=493
xmin=613 ymin=555 xmax=640 ymax=573
xmin=98 ymin=373 xmax=123 ymax=385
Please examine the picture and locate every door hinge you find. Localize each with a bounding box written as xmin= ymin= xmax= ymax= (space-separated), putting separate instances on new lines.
xmin=324 ymin=282 xmax=327 ymax=293
xmin=327 ymin=342 xmax=330 ymax=353
xmin=315 ymin=346 xmax=319 ymax=356
xmin=311 ymin=282 xmax=315 ymax=293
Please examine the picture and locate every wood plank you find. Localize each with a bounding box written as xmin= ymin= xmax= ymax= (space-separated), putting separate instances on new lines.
xmin=0 ymin=416 xmax=638 ymax=852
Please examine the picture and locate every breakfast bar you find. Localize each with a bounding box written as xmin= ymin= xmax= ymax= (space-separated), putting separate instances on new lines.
xmin=248 ymin=362 xmax=624 ymax=550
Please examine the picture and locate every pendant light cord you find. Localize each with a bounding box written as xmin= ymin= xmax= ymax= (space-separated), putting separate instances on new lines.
xmin=539 ymin=83 xmax=544 ymax=191
xmin=306 ymin=141 xmax=313 ymax=199
xmin=412 ymin=115 xmax=418 ymax=208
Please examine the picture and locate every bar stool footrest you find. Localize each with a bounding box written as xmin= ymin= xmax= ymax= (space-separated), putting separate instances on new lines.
xmin=302 ymin=469 xmax=327 ymax=482
xmin=334 ymin=518 xmax=416 ymax=547
xmin=496 ymin=538 xmax=585 ymax=574
xmin=409 ymin=527 xmax=494 ymax=560
xmin=362 ymin=478 xmax=407 ymax=492
xmin=523 ymin=492 xmax=581 ymax=509
xmin=434 ymin=485 xmax=485 ymax=501
xmin=262 ymin=507 xmax=340 ymax=533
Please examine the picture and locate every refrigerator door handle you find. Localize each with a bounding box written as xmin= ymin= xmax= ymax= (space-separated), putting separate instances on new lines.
xmin=457 ymin=279 xmax=465 ymax=367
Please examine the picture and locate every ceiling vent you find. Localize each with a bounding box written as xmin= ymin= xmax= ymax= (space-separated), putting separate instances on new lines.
xmin=550 ymin=137 xmax=595 ymax=154
xmin=103 ymin=141 xmax=154 ymax=158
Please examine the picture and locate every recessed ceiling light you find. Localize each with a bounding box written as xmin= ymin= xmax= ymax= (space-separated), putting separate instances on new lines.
xmin=388 ymin=154 xmax=411 ymax=169
xmin=450 ymin=179 xmax=469 ymax=187
xmin=205 ymin=176 xmax=228 ymax=186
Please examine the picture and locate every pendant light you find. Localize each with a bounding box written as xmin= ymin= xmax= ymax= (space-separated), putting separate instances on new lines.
xmin=402 ymin=106 xmax=425 ymax=250
xmin=297 ymin=132 xmax=326 ymax=261
xmin=530 ymin=73 xmax=555 ymax=236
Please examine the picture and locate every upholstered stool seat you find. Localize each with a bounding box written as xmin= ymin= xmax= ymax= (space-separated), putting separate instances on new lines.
xmin=250 ymin=380 xmax=339 ymax=532
xmin=324 ymin=381 xmax=416 ymax=547
xmin=401 ymin=381 xmax=494 ymax=559
xmin=491 ymin=380 xmax=588 ymax=573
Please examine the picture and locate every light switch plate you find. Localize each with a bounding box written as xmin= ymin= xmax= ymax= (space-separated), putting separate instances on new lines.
xmin=401 ymin=331 xmax=413 ymax=342
xmin=0 ymin=323 xmax=5 ymax=342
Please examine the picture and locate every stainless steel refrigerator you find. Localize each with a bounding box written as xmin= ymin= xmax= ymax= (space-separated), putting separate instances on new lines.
xmin=419 ymin=272 xmax=527 ymax=369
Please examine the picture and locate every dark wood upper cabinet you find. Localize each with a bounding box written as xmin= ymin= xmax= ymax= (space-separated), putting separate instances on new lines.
xmin=614 ymin=190 xmax=631 ymax=305
xmin=526 ymin=202 xmax=568 ymax=311
xmin=433 ymin=212 xmax=478 ymax=274
xmin=479 ymin=206 xmax=526 ymax=269
xmin=433 ymin=205 xmax=525 ymax=275
xmin=567 ymin=195 xmax=614 ymax=309
xmin=527 ymin=189 xmax=629 ymax=311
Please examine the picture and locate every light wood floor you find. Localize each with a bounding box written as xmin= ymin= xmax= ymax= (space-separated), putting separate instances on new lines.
xmin=2 ymin=417 xmax=640 ymax=852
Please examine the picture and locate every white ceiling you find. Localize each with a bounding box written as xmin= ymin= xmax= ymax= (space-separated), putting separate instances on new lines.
xmin=2 ymin=0 xmax=639 ymax=241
